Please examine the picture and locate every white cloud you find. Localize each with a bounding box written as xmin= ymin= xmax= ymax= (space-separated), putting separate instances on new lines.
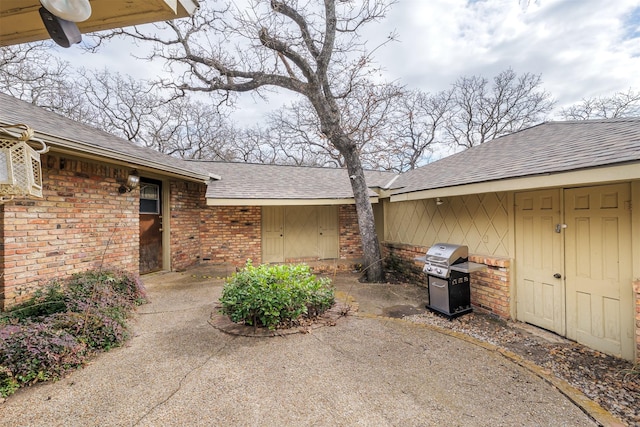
xmin=372 ymin=0 xmax=640 ymax=111
xmin=47 ymin=0 xmax=640 ymax=122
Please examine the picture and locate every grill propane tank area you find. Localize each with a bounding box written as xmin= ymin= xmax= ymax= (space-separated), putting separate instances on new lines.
xmin=416 ymin=243 xmax=485 ymax=319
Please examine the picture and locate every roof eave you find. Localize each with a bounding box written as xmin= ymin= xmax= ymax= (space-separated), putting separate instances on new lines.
xmin=206 ymin=197 xmax=380 ymax=206
xmin=33 ymin=131 xmax=211 ymax=183
xmin=389 ymin=162 xmax=640 ymax=202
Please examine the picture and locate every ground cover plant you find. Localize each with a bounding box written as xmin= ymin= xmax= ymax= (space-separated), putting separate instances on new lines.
xmin=0 ymin=269 xmax=147 ymax=398
xmin=219 ymin=262 xmax=335 ymax=330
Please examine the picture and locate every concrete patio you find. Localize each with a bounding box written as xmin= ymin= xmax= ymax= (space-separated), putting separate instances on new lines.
xmin=0 ymin=267 xmax=602 ymax=426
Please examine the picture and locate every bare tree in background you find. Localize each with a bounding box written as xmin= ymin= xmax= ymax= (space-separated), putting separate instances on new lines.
xmin=266 ymin=101 xmax=344 ymax=167
xmin=100 ymin=0 xmax=398 ymax=281
xmin=266 ymin=81 xmax=403 ymax=169
xmin=443 ymin=68 xmax=555 ymax=149
xmin=77 ymin=69 xmax=160 ymax=142
xmin=560 ymin=89 xmax=640 ymax=120
xmin=0 ymin=43 xmax=94 ymax=122
xmin=382 ymin=89 xmax=451 ymax=172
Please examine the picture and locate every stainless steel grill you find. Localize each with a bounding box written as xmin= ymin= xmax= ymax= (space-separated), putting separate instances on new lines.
xmin=421 ymin=243 xmax=468 ymax=279
xmin=417 ymin=243 xmax=482 ymax=318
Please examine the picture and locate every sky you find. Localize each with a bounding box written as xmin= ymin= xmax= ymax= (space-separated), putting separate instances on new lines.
xmin=53 ymin=0 xmax=640 ymax=127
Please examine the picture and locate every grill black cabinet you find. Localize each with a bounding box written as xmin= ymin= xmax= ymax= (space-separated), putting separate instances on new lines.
xmin=427 ymin=270 xmax=472 ymax=318
xmin=418 ymin=243 xmax=482 ymax=319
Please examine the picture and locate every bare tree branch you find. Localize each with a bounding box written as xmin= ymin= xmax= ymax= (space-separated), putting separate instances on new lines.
xmin=560 ymin=88 xmax=640 ymax=120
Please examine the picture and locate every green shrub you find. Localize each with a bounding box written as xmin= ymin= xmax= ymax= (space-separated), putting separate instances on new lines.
xmin=0 ymin=269 xmax=147 ymax=398
xmin=219 ymin=262 xmax=335 ymax=330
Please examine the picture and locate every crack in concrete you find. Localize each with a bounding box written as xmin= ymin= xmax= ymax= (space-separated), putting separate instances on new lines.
xmin=132 ymin=337 xmax=236 ymax=426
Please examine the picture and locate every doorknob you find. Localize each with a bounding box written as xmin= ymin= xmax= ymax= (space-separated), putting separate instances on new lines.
xmin=553 ymin=273 xmax=562 ymax=279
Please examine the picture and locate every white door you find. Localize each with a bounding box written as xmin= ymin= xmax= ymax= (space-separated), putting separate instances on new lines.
xmin=565 ymin=184 xmax=634 ymax=360
xmin=515 ymin=190 xmax=565 ymax=334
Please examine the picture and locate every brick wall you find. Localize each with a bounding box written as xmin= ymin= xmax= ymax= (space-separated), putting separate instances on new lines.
xmin=169 ymin=181 xmax=206 ymax=271
xmin=0 ymin=154 xmax=138 ymax=309
xmin=196 ymin=204 xmax=363 ymax=270
xmin=339 ymin=205 xmax=363 ymax=260
xmin=199 ymin=206 xmax=262 ymax=267
xmin=467 ymin=255 xmax=511 ymax=318
xmin=381 ymin=241 xmax=512 ymax=319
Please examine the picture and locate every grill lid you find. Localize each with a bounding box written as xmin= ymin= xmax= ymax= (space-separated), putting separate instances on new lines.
xmin=422 ymin=243 xmax=468 ymax=278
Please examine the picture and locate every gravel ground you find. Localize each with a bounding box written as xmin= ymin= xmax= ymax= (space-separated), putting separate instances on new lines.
xmin=404 ymin=310 xmax=640 ymax=426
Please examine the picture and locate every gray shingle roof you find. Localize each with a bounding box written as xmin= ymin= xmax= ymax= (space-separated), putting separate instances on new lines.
xmin=393 ymin=118 xmax=640 ymax=195
xmin=0 ymin=93 xmax=209 ymax=181
xmin=189 ymin=161 xmax=397 ymax=201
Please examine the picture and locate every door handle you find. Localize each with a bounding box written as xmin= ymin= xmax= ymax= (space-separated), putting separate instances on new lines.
xmin=553 ymin=273 xmax=562 ymax=279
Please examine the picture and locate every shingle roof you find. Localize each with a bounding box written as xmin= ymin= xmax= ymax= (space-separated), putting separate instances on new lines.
xmin=189 ymin=161 xmax=397 ymax=201
xmin=393 ymin=118 xmax=640 ymax=195
xmin=0 ymin=93 xmax=209 ymax=182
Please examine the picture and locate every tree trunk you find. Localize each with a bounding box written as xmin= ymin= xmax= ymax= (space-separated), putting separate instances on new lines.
xmin=341 ymin=144 xmax=384 ymax=282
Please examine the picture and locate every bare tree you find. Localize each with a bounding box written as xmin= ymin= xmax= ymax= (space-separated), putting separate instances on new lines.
xmin=265 ymin=81 xmax=408 ymax=170
xmin=443 ymin=68 xmax=555 ymax=149
xmin=76 ymin=69 xmax=161 ymax=142
xmin=559 ymin=88 xmax=640 ymax=120
xmin=0 ymin=43 xmax=95 ymax=122
xmin=382 ymin=89 xmax=451 ymax=172
xmin=266 ymin=101 xmax=343 ymax=166
xmin=100 ymin=0 xmax=398 ymax=281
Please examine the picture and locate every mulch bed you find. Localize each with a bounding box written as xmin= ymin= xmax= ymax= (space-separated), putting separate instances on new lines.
xmin=209 ymin=301 xmax=355 ymax=337
xmin=405 ymin=310 xmax=640 ymax=426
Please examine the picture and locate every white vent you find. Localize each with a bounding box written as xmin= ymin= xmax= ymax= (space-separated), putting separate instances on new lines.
xmin=0 ymin=124 xmax=48 ymax=202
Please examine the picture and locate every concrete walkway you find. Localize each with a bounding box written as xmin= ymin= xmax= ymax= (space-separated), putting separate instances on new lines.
xmin=0 ymin=268 xmax=598 ymax=426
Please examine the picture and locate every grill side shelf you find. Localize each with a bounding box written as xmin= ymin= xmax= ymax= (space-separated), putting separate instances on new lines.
xmin=449 ymin=262 xmax=486 ymax=273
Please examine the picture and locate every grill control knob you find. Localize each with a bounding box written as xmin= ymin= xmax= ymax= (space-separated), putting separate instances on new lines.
xmin=435 ymin=268 xmax=442 ymax=275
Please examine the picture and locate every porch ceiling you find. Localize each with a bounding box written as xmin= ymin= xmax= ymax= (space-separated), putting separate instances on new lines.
xmin=0 ymin=0 xmax=198 ymax=46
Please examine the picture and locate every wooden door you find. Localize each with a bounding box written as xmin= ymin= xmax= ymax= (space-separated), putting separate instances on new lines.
xmin=565 ymin=184 xmax=634 ymax=359
xmin=515 ymin=190 xmax=565 ymax=334
xmin=262 ymin=206 xmax=284 ymax=263
xmin=139 ymin=180 xmax=162 ymax=274
xmin=284 ymin=206 xmax=317 ymax=259
xmin=317 ymin=206 xmax=339 ymax=259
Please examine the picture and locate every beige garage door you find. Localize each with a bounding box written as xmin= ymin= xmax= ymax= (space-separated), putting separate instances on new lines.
xmin=262 ymin=206 xmax=339 ymax=263
xmin=516 ymin=184 xmax=634 ymax=360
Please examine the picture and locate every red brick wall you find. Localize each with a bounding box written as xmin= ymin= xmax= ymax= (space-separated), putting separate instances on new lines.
xmin=0 ymin=154 xmax=138 ymax=309
xmin=199 ymin=206 xmax=262 ymax=267
xmin=467 ymin=255 xmax=511 ymax=318
xmin=169 ymin=181 xmax=206 ymax=271
xmin=196 ymin=204 xmax=363 ymax=269
xmin=339 ymin=205 xmax=363 ymax=260
xmin=381 ymin=242 xmax=512 ymax=319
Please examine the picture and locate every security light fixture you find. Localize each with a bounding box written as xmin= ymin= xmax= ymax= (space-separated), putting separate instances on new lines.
xmin=40 ymin=0 xmax=92 ymax=22
xmin=119 ymin=170 xmax=140 ymax=194
xmin=39 ymin=0 xmax=92 ymax=48
xmin=436 ymin=197 xmax=444 ymax=206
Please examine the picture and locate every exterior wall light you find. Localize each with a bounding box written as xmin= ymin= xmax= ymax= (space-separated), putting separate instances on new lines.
xmin=119 ymin=170 xmax=140 ymax=194
xmin=39 ymin=0 xmax=92 ymax=48
xmin=436 ymin=197 xmax=444 ymax=206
